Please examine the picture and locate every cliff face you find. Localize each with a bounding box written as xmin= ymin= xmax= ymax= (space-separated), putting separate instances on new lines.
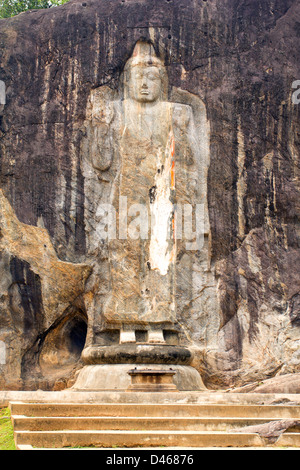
xmin=0 ymin=0 xmax=299 ymax=390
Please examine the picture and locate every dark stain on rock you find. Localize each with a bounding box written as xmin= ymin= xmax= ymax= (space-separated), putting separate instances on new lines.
xmin=9 ymin=257 xmax=44 ymax=334
xmin=289 ymin=294 xmax=300 ymax=326
xmin=149 ymin=185 xmax=157 ymax=204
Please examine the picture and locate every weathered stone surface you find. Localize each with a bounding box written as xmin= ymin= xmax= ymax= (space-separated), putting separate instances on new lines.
xmin=72 ymin=364 xmax=205 ymax=391
xmin=81 ymin=344 xmax=193 ymax=365
xmin=233 ymin=419 xmax=300 ymax=444
xmin=237 ymin=372 xmax=300 ymax=394
xmin=0 ymin=0 xmax=299 ymax=390
xmin=0 ymin=189 xmax=91 ymax=389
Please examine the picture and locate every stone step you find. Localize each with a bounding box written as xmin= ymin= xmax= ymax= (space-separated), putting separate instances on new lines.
xmin=14 ymin=429 xmax=300 ymax=449
xmin=10 ymin=400 xmax=300 ymax=449
xmin=2 ymin=391 xmax=300 ymax=408
xmin=9 ymin=402 xmax=300 ymax=419
xmin=16 ymin=445 xmax=292 ymax=451
xmin=14 ymin=429 xmax=269 ymax=448
xmin=11 ymin=415 xmax=300 ymax=432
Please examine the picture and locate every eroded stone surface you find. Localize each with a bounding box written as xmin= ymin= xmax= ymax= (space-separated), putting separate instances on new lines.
xmin=0 ymin=190 xmax=91 ymax=389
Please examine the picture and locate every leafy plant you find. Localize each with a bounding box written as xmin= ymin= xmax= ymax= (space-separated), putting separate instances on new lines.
xmin=0 ymin=407 xmax=16 ymax=451
xmin=0 ymin=0 xmax=70 ymax=19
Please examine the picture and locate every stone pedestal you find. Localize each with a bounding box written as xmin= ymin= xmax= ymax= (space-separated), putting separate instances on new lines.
xmin=73 ymin=363 xmax=206 ymax=392
xmin=72 ymin=341 xmax=206 ymax=392
xmin=81 ymin=343 xmax=193 ymax=366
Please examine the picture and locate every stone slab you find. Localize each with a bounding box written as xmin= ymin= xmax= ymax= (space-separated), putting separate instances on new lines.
xmin=2 ymin=391 xmax=300 ymax=408
xmin=14 ymin=429 xmax=265 ymax=449
xmin=11 ymin=416 xmax=300 ymax=432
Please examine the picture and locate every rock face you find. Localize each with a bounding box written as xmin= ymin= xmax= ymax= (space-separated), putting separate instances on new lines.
xmin=0 ymin=0 xmax=299 ymax=390
xmin=0 ymin=189 xmax=91 ymax=389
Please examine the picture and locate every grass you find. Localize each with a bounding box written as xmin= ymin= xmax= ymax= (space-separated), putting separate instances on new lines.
xmin=0 ymin=407 xmax=16 ymax=450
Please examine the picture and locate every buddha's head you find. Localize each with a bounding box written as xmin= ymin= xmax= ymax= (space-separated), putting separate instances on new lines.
xmin=123 ymin=41 xmax=167 ymax=103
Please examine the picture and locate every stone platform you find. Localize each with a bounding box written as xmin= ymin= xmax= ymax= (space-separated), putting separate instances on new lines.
xmin=5 ymin=392 xmax=300 ymax=450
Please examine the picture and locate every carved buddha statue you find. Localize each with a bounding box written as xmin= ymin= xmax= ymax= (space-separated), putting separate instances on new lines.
xmin=84 ymin=40 xmax=208 ymax=348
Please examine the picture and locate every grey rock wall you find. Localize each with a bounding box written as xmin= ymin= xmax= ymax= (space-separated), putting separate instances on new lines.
xmin=0 ymin=0 xmax=299 ymax=390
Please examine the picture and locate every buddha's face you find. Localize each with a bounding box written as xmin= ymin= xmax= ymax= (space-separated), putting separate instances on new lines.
xmin=128 ymin=65 xmax=162 ymax=103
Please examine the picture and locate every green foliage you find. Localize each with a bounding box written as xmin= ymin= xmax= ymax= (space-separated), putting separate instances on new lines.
xmin=0 ymin=408 xmax=16 ymax=451
xmin=0 ymin=0 xmax=70 ymax=18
